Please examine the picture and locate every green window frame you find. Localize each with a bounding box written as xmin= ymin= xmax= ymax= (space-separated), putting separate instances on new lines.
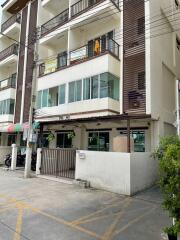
xmin=68 ymin=80 xmax=82 ymax=103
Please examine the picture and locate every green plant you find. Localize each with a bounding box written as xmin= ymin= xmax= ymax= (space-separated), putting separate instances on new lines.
xmin=67 ymin=132 xmax=75 ymax=140
xmin=153 ymin=136 xmax=180 ymax=237
xmin=46 ymin=133 xmax=55 ymax=143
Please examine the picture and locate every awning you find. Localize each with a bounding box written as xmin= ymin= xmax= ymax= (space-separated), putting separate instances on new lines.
xmin=0 ymin=123 xmax=29 ymax=133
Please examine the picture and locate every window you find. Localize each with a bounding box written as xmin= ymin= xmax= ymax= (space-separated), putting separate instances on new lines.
xmin=56 ymin=132 xmax=72 ymax=148
xmin=119 ymin=130 xmax=145 ymax=152
xmin=48 ymin=87 xmax=58 ymax=107
xmin=68 ymin=80 xmax=82 ymax=103
xmin=138 ymin=72 xmax=145 ymax=90
xmin=59 ymin=84 xmax=66 ymax=104
xmin=42 ymin=89 xmax=48 ymax=108
xmin=0 ymin=99 xmax=14 ymax=115
xmin=100 ymin=73 xmax=119 ymax=100
xmin=137 ymin=17 xmax=145 ymax=35
xmin=57 ymin=51 xmax=67 ymax=68
xmin=88 ymin=132 xmax=109 ymax=151
xmin=91 ymin=75 xmax=99 ymax=99
xmin=83 ymin=78 xmax=90 ymax=100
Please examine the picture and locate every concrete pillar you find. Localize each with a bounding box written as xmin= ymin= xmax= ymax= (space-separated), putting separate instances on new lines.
xmin=36 ymin=148 xmax=42 ymax=175
xmin=24 ymin=147 xmax=32 ymax=178
xmin=11 ymin=144 xmax=17 ymax=171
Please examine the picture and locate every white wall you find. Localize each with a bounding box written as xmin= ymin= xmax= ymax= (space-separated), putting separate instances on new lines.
xmin=130 ymin=152 xmax=158 ymax=195
xmin=75 ymin=151 xmax=131 ymax=195
xmin=75 ymin=151 xmax=158 ymax=195
xmin=0 ymin=146 xmax=11 ymax=164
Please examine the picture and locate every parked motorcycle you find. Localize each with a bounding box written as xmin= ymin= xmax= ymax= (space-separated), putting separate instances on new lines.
xmin=4 ymin=152 xmax=37 ymax=171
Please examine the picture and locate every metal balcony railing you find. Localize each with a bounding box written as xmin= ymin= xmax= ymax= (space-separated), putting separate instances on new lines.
xmin=39 ymin=38 xmax=119 ymax=76
xmin=41 ymin=8 xmax=69 ymax=37
xmin=71 ymin=0 xmax=105 ymax=18
xmin=0 ymin=44 xmax=19 ymax=62
xmin=1 ymin=13 xmax=21 ymax=32
xmin=1 ymin=0 xmax=10 ymax=8
xmin=71 ymin=0 xmax=119 ymax=18
xmin=0 ymin=73 xmax=16 ymax=91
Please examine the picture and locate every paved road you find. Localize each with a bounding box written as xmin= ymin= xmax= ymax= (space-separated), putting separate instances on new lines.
xmin=0 ymin=170 xmax=171 ymax=240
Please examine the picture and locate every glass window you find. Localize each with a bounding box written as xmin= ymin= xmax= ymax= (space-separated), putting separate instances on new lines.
xmin=100 ymin=73 xmax=119 ymax=100
xmin=138 ymin=72 xmax=145 ymax=90
xmin=91 ymin=75 xmax=99 ymax=99
xmin=76 ymin=80 xmax=82 ymax=101
xmin=42 ymin=89 xmax=48 ymax=108
xmin=69 ymin=82 xmax=75 ymax=103
xmin=9 ymin=99 xmax=14 ymax=114
xmin=68 ymin=80 xmax=82 ymax=103
xmin=119 ymin=130 xmax=145 ymax=152
xmin=88 ymin=132 xmax=109 ymax=151
xmin=48 ymin=87 xmax=58 ymax=107
xmin=59 ymin=84 xmax=66 ymax=104
xmin=0 ymin=99 xmax=15 ymax=115
xmin=83 ymin=78 xmax=91 ymax=100
xmin=56 ymin=133 xmax=72 ymax=148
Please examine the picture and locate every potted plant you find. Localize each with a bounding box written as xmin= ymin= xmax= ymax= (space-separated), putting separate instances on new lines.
xmin=153 ymin=136 xmax=180 ymax=240
xmin=46 ymin=132 xmax=55 ymax=143
xmin=165 ymin=226 xmax=178 ymax=240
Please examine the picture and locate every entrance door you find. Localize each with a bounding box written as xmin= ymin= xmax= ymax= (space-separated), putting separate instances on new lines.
xmin=56 ymin=133 xmax=72 ymax=148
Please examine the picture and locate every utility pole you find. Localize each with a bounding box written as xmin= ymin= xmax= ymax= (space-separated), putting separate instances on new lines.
xmin=24 ymin=4 xmax=39 ymax=178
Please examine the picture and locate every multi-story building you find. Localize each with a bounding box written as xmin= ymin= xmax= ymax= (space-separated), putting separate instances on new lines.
xmin=0 ymin=0 xmax=179 ymax=152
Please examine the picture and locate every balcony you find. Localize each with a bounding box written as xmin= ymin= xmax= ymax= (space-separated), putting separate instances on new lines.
xmin=39 ymin=38 xmax=119 ymax=76
xmin=1 ymin=13 xmax=21 ymax=33
xmin=40 ymin=0 xmax=120 ymax=39
xmin=0 ymin=74 xmax=16 ymax=91
xmin=71 ymin=0 xmax=119 ymax=18
xmin=0 ymin=44 xmax=19 ymax=67
xmin=41 ymin=8 xmax=69 ymax=37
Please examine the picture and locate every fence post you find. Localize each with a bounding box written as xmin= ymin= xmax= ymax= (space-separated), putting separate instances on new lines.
xmin=24 ymin=147 xmax=32 ymax=178
xmin=11 ymin=144 xmax=17 ymax=171
xmin=36 ymin=148 xmax=42 ymax=175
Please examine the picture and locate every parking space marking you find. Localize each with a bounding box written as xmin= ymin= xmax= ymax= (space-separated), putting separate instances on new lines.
xmin=0 ymin=192 xmax=159 ymax=240
xmin=13 ymin=208 xmax=23 ymax=240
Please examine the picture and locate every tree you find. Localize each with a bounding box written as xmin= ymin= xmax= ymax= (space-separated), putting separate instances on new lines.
xmin=153 ymin=136 xmax=180 ymax=238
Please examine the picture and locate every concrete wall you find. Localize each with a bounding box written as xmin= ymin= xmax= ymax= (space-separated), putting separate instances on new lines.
xmin=75 ymin=151 xmax=157 ymax=195
xmin=75 ymin=151 xmax=131 ymax=195
xmin=130 ymin=152 xmax=158 ymax=195
xmin=0 ymin=146 xmax=11 ymax=165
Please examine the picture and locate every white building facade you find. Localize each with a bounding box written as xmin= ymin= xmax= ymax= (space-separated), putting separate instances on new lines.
xmin=0 ymin=0 xmax=179 ymax=153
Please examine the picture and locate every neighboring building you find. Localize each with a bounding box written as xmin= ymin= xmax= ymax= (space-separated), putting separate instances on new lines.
xmin=0 ymin=0 xmax=179 ymax=152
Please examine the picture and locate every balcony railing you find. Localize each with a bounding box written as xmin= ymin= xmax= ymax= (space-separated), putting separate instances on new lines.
xmin=0 ymin=74 xmax=16 ymax=91
xmin=71 ymin=0 xmax=119 ymax=18
xmin=39 ymin=38 xmax=119 ymax=76
xmin=1 ymin=0 xmax=10 ymax=8
xmin=41 ymin=8 xmax=69 ymax=37
xmin=71 ymin=0 xmax=105 ymax=18
xmin=1 ymin=13 xmax=21 ymax=32
xmin=0 ymin=44 xmax=19 ymax=62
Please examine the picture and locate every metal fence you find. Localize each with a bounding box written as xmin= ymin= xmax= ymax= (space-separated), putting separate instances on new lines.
xmin=41 ymin=148 xmax=76 ymax=179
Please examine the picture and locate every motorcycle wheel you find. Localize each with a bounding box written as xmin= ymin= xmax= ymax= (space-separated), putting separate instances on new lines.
xmin=5 ymin=158 xmax=11 ymax=167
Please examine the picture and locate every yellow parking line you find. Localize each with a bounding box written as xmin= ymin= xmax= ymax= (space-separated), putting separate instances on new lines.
xmin=71 ymin=198 xmax=128 ymax=226
xmin=112 ymin=206 xmax=157 ymax=237
xmin=13 ymin=208 xmax=23 ymax=240
xmin=101 ymin=199 xmax=132 ymax=240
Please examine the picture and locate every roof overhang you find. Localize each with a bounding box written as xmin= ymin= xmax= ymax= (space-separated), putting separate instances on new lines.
xmin=38 ymin=114 xmax=152 ymax=126
xmin=2 ymin=0 xmax=31 ymax=14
